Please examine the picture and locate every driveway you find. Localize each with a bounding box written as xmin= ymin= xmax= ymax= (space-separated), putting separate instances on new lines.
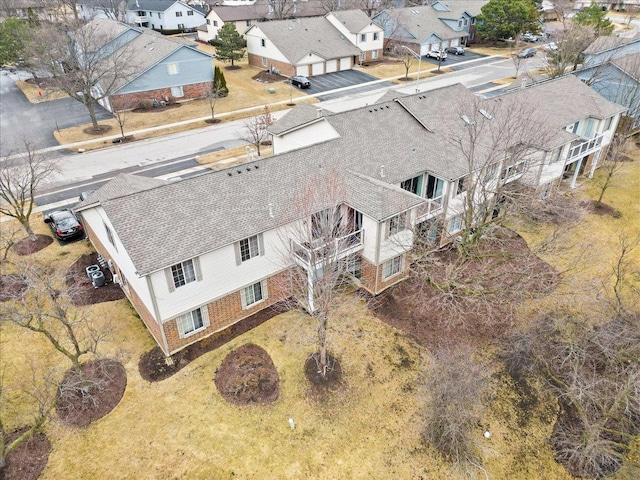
xmin=0 ymin=70 xmax=111 ymax=157
xmin=422 ymin=50 xmax=489 ymax=70
xmin=294 ymin=70 xmax=394 ymax=101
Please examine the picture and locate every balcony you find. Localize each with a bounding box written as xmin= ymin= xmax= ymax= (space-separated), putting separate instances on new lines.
xmin=133 ymin=15 xmax=148 ymax=24
xmin=567 ymin=133 xmax=604 ymax=163
xmin=416 ymin=196 xmax=444 ymax=222
xmin=291 ymin=229 xmax=364 ymax=269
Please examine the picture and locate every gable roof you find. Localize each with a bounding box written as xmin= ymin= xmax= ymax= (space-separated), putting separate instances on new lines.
xmin=328 ymin=9 xmax=377 ymax=34
xmin=433 ymin=0 xmax=488 ymax=18
xmin=76 ymin=173 xmax=167 ymax=210
xmin=376 ymin=6 xmax=469 ymax=43
xmin=250 ymin=17 xmax=361 ymax=63
xmin=584 ymin=35 xmax=640 ymax=55
xmin=611 ymin=51 xmax=640 ymax=81
xmin=268 ymin=102 xmax=323 ymax=135
xmin=126 ymin=0 xmax=183 ymax=12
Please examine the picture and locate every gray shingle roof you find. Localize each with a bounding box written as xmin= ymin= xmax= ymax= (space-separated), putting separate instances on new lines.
xmin=91 ymin=79 xmax=624 ymax=275
xmin=434 ymin=1 xmax=488 ymax=18
xmin=584 ymin=35 xmax=640 ymax=55
xmin=267 ymin=102 xmax=324 ymax=135
xmin=328 ymin=9 xmax=376 ymax=34
xmin=126 ymin=0 xmax=180 ymax=12
xmin=611 ymin=51 xmax=640 ymax=81
xmin=75 ymin=173 xmax=167 ymax=210
xmin=252 ymin=17 xmax=361 ymax=64
xmin=381 ymin=6 xmax=468 ymax=43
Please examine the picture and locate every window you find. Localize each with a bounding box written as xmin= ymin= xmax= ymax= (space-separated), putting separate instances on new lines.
xmin=484 ymin=163 xmax=498 ymax=182
xmin=149 ymin=12 xmax=153 ymax=17
xmin=206 ymin=19 xmax=210 ymax=25
xmin=401 ymin=175 xmax=422 ymax=195
xmin=170 ymin=259 xmax=196 ymax=288
xmin=261 ymin=38 xmax=265 ymax=47
xmin=550 ymin=147 xmax=563 ymax=163
xmin=458 ymin=20 xmax=463 ymax=27
xmin=171 ymin=85 xmax=184 ymax=97
xmin=464 ymin=18 xmax=468 ymax=26
xmin=501 ymin=160 xmax=527 ymax=181
xmin=177 ymin=23 xmax=184 ymax=29
xmin=241 ymin=281 xmax=266 ymax=308
xmin=571 ymin=121 xmax=580 ymax=134
xmin=448 ymin=214 xmax=463 ymax=234
xmin=235 ymin=234 xmax=263 ymax=264
xmin=383 ymin=255 xmax=403 ymax=279
xmin=213 ymin=20 xmax=218 ymax=26
xmin=426 ymin=175 xmax=444 ymax=200
xmin=372 ymin=50 xmax=378 ymax=59
xmin=388 ymin=212 xmax=407 ymax=237
xmin=359 ymin=52 xmax=365 ymax=61
xmin=159 ymin=13 xmax=162 ymax=19
xmin=187 ymin=10 xmax=193 ymax=15
xmin=584 ymin=118 xmax=595 ymax=138
xmin=262 ymin=56 xmax=267 ymax=66
xmin=240 ymin=235 xmax=259 ymax=261
xmin=167 ymin=63 xmax=179 ymax=75
xmin=177 ymin=308 xmax=208 ymax=338
xmin=360 ymin=33 xmax=366 ymax=42
xmin=605 ymin=116 xmax=614 ymax=131
xmin=471 ymin=18 xmax=476 ymax=24
xmin=246 ymin=20 xmax=251 ymax=27
xmin=373 ymin=32 xmax=379 ymax=41
xmin=104 ymin=222 xmax=117 ymax=251
xmin=176 ymin=11 xmax=182 ymax=17
xmin=456 ymin=175 xmax=467 ymax=195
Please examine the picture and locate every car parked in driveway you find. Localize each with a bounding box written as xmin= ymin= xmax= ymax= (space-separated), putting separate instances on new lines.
xmin=517 ymin=47 xmax=537 ymax=58
xmin=543 ymin=42 xmax=558 ymax=52
xmin=426 ymin=49 xmax=447 ymax=60
xmin=290 ymin=75 xmax=310 ymax=88
xmin=44 ymin=209 xmax=84 ymax=241
xmin=521 ymin=32 xmax=538 ymax=42
xmin=447 ymin=46 xmax=465 ymax=55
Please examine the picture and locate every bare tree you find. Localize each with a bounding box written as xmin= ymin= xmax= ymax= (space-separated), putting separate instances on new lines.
xmin=624 ymin=5 xmax=640 ymax=26
xmin=0 ymin=141 xmax=56 ymax=241
xmin=27 ymin=20 xmax=142 ymax=130
xmin=266 ymin=0 xmax=296 ymax=20
xmin=551 ymin=0 xmax=574 ymax=30
xmin=1 ymin=261 xmax=113 ymax=370
xmin=280 ymin=169 xmax=362 ymax=379
xmin=543 ymin=24 xmax=595 ymax=78
xmin=591 ymin=135 xmax=628 ymax=207
xmin=238 ymin=106 xmax=274 ymax=156
xmin=423 ymin=345 xmax=494 ymax=473
xmin=90 ymin=0 xmax=128 ymax=22
xmin=0 ymin=365 xmax=56 ymax=471
xmin=392 ymin=44 xmax=414 ymax=80
xmin=605 ymin=233 xmax=639 ymax=316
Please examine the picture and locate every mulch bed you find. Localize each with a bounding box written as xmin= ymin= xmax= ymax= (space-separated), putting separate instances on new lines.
xmin=370 ymin=229 xmax=558 ymax=350
xmin=252 ymin=70 xmax=288 ymax=84
xmin=579 ymin=200 xmax=621 ymax=218
xmin=214 ymin=343 xmax=279 ymax=405
xmin=0 ymin=429 xmax=51 ymax=480
xmin=0 ymin=274 xmax=28 ymax=302
xmin=12 ymin=234 xmax=52 ymax=256
xmin=65 ymin=253 xmax=125 ymax=306
xmin=138 ymin=301 xmax=288 ymax=382
xmin=82 ymin=125 xmax=112 ymax=135
xmin=55 ymin=359 xmax=127 ymax=428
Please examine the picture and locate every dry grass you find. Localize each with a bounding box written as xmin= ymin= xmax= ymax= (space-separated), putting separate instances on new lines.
xmin=196 ymin=145 xmax=273 ymax=168
xmin=15 ymin=80 xmax=69 ymax=103
xmin=358 ymin=60 xmax=452 ymax=82
xmin=2 ymin=145 xmax=638 ymax=479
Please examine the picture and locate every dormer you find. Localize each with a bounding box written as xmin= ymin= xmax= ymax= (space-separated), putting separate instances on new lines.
xmin=269 ymin=104 xmax=340 ymax=154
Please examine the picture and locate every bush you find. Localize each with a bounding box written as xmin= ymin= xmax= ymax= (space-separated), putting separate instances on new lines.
xmin=213 ymin=65 xmax=229 ymax=97
xmin=209 ymin=39 xmax=223 ymax=47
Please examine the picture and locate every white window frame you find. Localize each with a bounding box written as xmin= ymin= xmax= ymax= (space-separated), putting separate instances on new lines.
xmin=171 ymin=85 xmax=184 ymax=98
xmin=373 ymin=32 xmax=379 ymax=41
xmin=387 ymin=212 xmax=407 ymax=238
xmin=206 ymin=19 xmax=210 ymax=25
xmin=187 ymin=10 xmax=193 ymax=16
xmin=604 ymin=116 xmax=614 ymax=131
xmin=448 ymin=214 xmax=463 ymax=235
xmin=261 ymin=38 xmax=266 ymax=47
xmin=383 ymin=255 xmax=403 ymax=280
xmin=372 ymin=50 xmax=378 ymax=59
xmin=177 ymin=307 xmax=209 ymax=338
xmin=170 ymin=259 xmax=196 ymax=288
xmin=359 ymin=52 xmax=365 ymax=61
xmin=176 ymin=11 xmax=182 ymax=17
xmin=235 ymin=233 xmax=264 ymax=264
xmin=167 ymin=63 xmax=179 ymax=75
xmin=213 ymin=20 xmax=218 ymax=26
xmin=501 ymin=159 xmax=527 ymax=183
xmin=262 ymin=56 xmax=267 ymax=66
xmin=241 ymin=280 xmax=267 ymax=309
xmin=456 ymin=175 xmax=467 ymax=195
xmin=550 ymin=146 xmax=563 ymax=163
xmin=360 ymin=33 xmax=366 ymax=42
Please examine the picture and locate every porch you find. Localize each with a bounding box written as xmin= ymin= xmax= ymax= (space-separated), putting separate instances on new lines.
xmin=291 ymin=229 xmax=364 ymax=270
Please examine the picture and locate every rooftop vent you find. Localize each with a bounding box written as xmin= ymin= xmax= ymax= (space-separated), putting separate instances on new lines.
xmin=227 ymin=172 xmax=232 ymax=176
xmin=479 ymin=108 xmax=493 ymax=120
xmin=380 ymin=165 xmax=385 ymax=178
xmin=461 ymin=115 xmax=475 ymax=126
xmin=268 ymin=203 xmax=275 ymax=218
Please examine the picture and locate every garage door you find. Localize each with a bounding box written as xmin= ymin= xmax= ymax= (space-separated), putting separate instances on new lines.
xmin=325 ymin=59 xmax=338 ymax=73
xmin=339 ymin=57 xmax=351 ymax=70
xmin=312 ymin=63 xmax=324 ymax=76
xmin=296 ymin=65 xmax=308 ymax=76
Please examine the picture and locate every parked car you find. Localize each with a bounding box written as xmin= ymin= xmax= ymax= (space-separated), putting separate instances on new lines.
xmin=521 ymin=32 xmax=538 ymax=43
xmin=447 ymin=46 xmax=465 ymax=55
xmin=44 ymin=209 xmax=84 ymax=241
xmin=290 ymin=75 xmax=310 ymax=88
xmin=426 ymin=49 xmax=447 ymax=60
xmin=543 ymin=42 xmax=558 ymax=52
xmin=517 ymin=47 xmax=537 ymax=58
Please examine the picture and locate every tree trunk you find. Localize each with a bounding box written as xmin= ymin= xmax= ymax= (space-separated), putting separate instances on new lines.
xmin=22 ymin=219 xmax=36 ymax=241
xmin=318 ymin=314 xmax=328 ymax=376
xmin=85 ymin=100 xmax=99 ymax=130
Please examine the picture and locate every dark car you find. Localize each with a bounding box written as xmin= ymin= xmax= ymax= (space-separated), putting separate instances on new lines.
xmin=44 ymin=209 xmax=84 ymax=241
xmin=517 ymin=47 xmax=537 ymax=58
xmin=447 ymin=46 xmax=465 ymax=55
xmin=290 ymin=75 xmax=310 ymax=88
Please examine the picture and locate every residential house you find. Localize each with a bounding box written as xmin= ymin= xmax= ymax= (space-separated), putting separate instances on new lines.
xmin=576 ymin=51 xmax=640 ymax=130
xmin=245 ymin=11 xmax=383 ymax=76
xmin=78 ymin=0 xmax=207 ymax=31
xmin=581 ymin=35 xmax=640 ymax=68
xmin=75 ymin=75 xmax=623 ymax=357
xmin=0 ymin=0 xmax=67 ymax=21
xmin=80 ymin=18 xmax=214 ymax=111
xmin=372 ymin=5 xmax=470 ymax=56
xmin=573 ymin=0 xmax=640 ymax=11
xmin=429 ymin=0 xmax=487 ymax=43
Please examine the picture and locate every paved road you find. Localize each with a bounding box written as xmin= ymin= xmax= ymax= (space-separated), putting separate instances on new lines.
xmin=0 ymin=70 xmax=111 ymax=157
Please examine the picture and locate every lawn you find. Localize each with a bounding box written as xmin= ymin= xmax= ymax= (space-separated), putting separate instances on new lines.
xmin=2 ymin=142 xmax=638 ymax=479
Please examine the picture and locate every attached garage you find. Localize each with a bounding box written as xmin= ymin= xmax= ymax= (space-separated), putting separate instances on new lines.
xmin=325 ymin=59 xmax=338 ymax=73
xmin=296 ymin=65 xmax=309 ymax=76
xmin=339 ymin=57 xmax=351 ymax=71
xmin=312 ymin=63 xmax=324 ymax=76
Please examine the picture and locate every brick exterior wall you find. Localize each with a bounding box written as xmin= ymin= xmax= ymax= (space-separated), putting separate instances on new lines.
xmin=358 ymin=255 xmax=408 ymax=294
xmin=82 ymin=221 xmax=166 ymax=352
xmin=359 ymin=257 xmax=378 ymax=294
xmin=109 ymin=81 xmax=212 ymax=111
xmin=162 ymin=270 xmax=290 ymax=355
xmin=361 ymin=50 xmax=382 ymax=63
xmin=376 ymin=254 xmax=409 ymax=292
xmin=248 ymin=54 xmax=296 ymax=77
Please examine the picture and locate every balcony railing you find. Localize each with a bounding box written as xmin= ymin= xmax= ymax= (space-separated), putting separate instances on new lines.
xmin=567 ymin=133 xmax=604 ymax=162
xmin=134 ymin=15 xmax=148 ymax=24
xmin=416 ymin=196 xmax=444 ymax=221
xmin=291 ymin=229 xmax=364 ymax=269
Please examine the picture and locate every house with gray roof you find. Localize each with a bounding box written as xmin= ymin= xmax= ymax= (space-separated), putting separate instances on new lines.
xmin=75 ymin=75 xmax=624 ymax=357
xmin=79 ymin=18 xmax=214 ymax=111
xmin=245 ymin=11 xmax=383 ymax=76
xmin=372 ymin=4 xmax=473 ymax=56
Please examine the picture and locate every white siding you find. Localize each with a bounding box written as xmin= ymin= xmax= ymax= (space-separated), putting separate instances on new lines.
xmin=272 ymin=119 xmax=340 ymax=155
xmin=163 ymin=3 xmax=205 ymax=30
xmin=246 ymin=26 xmax=290 ymax=64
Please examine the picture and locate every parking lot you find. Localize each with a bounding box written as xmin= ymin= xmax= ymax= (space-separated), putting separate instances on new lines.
xmin=292 ymin=69 xmax=393 ymax=97
xmin=421 ymin=49 xmax=489 ymax=69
